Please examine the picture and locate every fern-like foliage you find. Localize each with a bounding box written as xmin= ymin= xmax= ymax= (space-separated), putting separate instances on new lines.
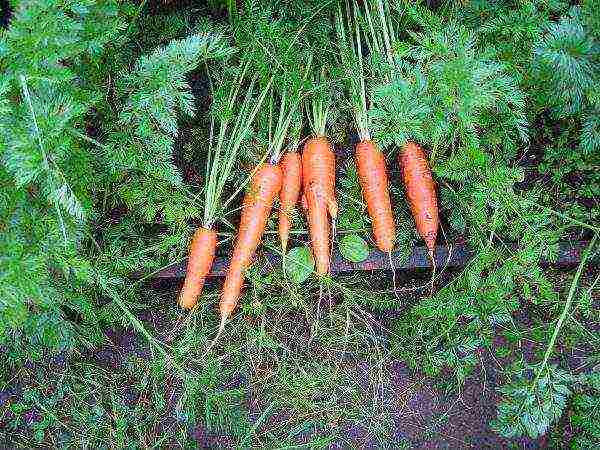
xmin=0 ymin=1 xmax=234 ymax=356
xmin=370 ymin=22 xmax=528 ymax=161
xmin=534 ymin=12 xmax=598 ymax=117
xmin=0 ymin=0 xmax=126 ymax=352
xmin=568 ymin=371 xmax=600 ymax=448
xmin=530 ymin=5 xmax=600 ymax=199
xmin=104 ymin=32 xmax=234 ymax=224
xmin=231 ymin=0 xmax=312 ymax=93
xmin=492 ymin=365 xmax=580 ymax=439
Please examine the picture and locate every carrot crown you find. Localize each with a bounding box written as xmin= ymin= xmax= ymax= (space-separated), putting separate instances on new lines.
xmin=307 ymin=67 xmax=332 ymax=139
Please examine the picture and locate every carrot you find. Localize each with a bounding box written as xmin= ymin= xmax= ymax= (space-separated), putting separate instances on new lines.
xmin=278 ymin=152 xmax=302 ymax=252
xmin=220 ymin=163 xmax=283 ymax=320
xmin=178 ymin=227 xmax=217 ymax=309
xmin=355 ymin=140 xmax=396 ymax=253
xmin=304 ymin=181 xmax=332 ymax=275
xmin=302 ymin=136 xmax=337 ymax=275
xmin=399 ymin=141 xmax=438 ymax=260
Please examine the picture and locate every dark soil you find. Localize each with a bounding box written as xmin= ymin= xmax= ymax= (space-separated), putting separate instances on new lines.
xmin=5 ymin=274 xmax=596 ymax=449
xmin=0 ymin=0 xmax=11 ymax=29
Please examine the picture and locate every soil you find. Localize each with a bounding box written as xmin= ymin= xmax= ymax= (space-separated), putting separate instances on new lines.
xmin=6 ymin=276 xmax=596 ymax=449
xmin=0 ymin=0 xmax=11 ymax=29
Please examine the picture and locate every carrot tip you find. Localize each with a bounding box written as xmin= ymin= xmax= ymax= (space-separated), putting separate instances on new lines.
xmin=202 ymin=314 xmax=227 ymax=358
xmin=427 ymin=244 xmax=435 ymax=261
xmin=178 ymin=292 xmax=197 ymax=310
xmin=218 ymin=314 xmax=227 ymax=333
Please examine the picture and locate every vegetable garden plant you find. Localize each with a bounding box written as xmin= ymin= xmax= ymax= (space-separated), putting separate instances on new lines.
xmin=1 ymin=0 xmax=598 ymax=447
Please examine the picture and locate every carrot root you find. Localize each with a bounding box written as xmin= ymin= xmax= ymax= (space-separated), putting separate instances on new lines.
xmin=305 ymin=182 xmax=332 ymax=275
xmin=178 ymin=227 xmax=217 ymax=309
xmin=279 ymin=152 xmax=302 ymax=253
xmin=220 ymin=163 xmax=283 ymax=319
xmin=302 ymin=137 xmax=337 ymax=275
xmin=355 ymin=140 xmax=396 ymax=253
xmin=399 ymin=141 xmax=439 ymax=259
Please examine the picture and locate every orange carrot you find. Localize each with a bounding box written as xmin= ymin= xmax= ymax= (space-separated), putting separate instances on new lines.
xmin=178 ymin=227 xmax=217 ymax=309
xmin=399 ymin=142 xmax=438 ymax=260
xmin=304 ymin=182 xmax=331 ymax=275
xmin=220 ymin=163 xmax=283 ymax=320
xmin=355 ymin=140 xmax=396 ymax=253
xmin=302 ymin=136 xmax=337 ymax=275
xmin=278 ymin=152 xmax=302 ymax=252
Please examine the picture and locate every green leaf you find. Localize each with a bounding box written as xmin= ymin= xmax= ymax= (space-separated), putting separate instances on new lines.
xmin=339 ymin=234 xmax=369 ymax=263
xmin=284 ymin=246 xmax=314 ymax=283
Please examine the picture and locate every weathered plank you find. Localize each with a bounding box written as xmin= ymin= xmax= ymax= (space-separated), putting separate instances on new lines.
xmin=152 ymin=240 xmax=594 ymax=279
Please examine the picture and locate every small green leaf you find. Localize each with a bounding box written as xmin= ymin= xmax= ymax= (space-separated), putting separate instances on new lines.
xmin=284 ymin=246 xmax=314 ymax=283
xmin=339 ymin=234 xmax=369 ymax=263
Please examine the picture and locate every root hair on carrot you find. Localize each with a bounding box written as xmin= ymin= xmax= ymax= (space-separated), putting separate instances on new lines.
xmin=202 ymin=314 xmax=227 ymax=358
xmin=388 ymin=251 xmax=401 ymax=302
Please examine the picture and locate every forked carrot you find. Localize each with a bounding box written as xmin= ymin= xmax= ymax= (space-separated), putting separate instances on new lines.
xmin=355 ymin=140 xmax=395 ymax=252
xmin=279 ymin=152 xmax=302 ymax=252
xmin=302 ymin=136 xmax=337 ymax=275
xmin=220 ymin=163 xmax=283 ymax=323
xmin=399 ymin=141 xmax=438 ymax=261
xmin=178 ymin=227 xmax=217 ymax=309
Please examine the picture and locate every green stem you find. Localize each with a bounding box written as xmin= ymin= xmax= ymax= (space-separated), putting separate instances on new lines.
xmin=20 ymin=75 xmax=69 ymax=245
xmin=526 ymin=200 xmax=599 ymax=233
xmin=533 ymin=233 xmax=597 ymax=384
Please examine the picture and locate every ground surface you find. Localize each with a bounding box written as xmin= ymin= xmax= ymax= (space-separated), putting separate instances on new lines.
xmin=4 ymin=269 xmax=596 ymax=448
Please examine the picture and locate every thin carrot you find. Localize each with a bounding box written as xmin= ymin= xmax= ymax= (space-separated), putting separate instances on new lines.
xmin=220 ymin=163 xmax=283 ymax=321
xmin=304 ymin=181 xmax=331 ymax=275
xmin=302 ymin=136 xmax=337 ymax=275
xmin=178 ymin=227 xmax=217 ymax=309
xmin=399 ymin=141 xmax=438 ymax=261
xmin=355 ymin=140 xmax=395 ymax=252
xmin=278 ymin=151 xmax=302 ymax=252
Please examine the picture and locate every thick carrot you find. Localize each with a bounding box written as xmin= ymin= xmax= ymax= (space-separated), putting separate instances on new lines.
xmin=399 ymin=142 xmax=438 ymax=260
xmin=178 ymin=227 xmax=217 ymax=309
xmin=278 ymin=152 xmax=302 ymax=252
xmin=355 ymin=140 xmax=396 ymax=253
xmin=302 ymin=136 xmax=337 ymax=275
xmin=220 ymin=163 xmax=283 ymax=319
